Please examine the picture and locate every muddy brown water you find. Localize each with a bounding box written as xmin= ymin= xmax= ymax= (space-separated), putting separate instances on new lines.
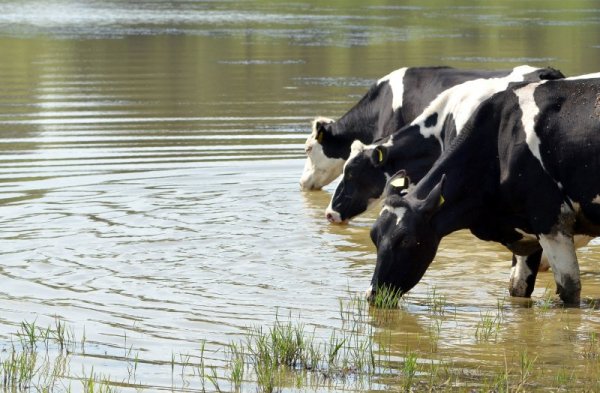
xmin=1 ymin=0 xmax=600 ymax=391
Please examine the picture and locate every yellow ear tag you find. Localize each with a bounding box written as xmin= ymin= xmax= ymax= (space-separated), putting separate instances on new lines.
xmin=316 ymin=131 xmax=324 ymax=144
xmin=390 ymin=177 xmax=406 ymax=188
xmin=377 ymin=148 xmax=384 ymax=163
xmin=438 ymin=195 xmax=445 ymax=207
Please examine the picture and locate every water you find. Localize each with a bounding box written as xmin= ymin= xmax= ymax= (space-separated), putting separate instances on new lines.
xmin=1 ymin=0 xmax=600 ymax=391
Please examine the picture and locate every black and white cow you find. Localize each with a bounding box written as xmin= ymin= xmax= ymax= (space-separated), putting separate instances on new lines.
xmin=368 ymin=76 xmax=600 ymax=306
xmin=299 ymin=66 xmax=563 ymax=190
xmin=325 ymin=65 xmax=565 ymax=223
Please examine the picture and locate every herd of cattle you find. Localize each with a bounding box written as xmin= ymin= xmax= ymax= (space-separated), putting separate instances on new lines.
xmin=299 ymin=65 xmax=600 ymax=306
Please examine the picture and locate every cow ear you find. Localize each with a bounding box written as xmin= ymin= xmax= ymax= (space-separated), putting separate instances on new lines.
xmin=314 ymin=119 xmax=333 ymax=144
xmin=385 ymin=170 xmax=410 ymax=196
xmin=418 ymin=174 xmax=446 ymax=217
xmin=370 ymin=145 xmax=388 ymax=167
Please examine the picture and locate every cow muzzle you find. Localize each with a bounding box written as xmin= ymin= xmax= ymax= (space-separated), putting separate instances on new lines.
xmin=325 ymin=208 xmax=347 ymax=224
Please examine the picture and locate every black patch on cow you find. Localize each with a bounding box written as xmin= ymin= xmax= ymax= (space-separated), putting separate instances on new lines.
xmin=523 ymin=249 xmax=543 ymax=297
xmin=397 ymin=67 xmax=508 ymax=135
xmin=525 ymin=67 xmax=565 ymax=82
xmin=440 ymin=113 xmax=459 ymax=147
xmin=424 ymin=113 xmax=438 ymax=128
xmin=327 ymin=66 xmax=563 ymax=163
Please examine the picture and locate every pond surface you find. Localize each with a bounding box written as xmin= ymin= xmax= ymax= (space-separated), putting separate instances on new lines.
xmin=1 ymin=0 xmax=600 ymax=391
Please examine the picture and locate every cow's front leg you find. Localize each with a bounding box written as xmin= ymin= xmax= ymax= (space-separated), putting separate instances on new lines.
xmin=509 ymin=248 xmax=542 ymax=298
xmin=538 ymin=232 xmax=581 ymax=306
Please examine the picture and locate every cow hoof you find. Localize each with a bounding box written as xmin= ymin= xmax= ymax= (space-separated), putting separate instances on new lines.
xmin=556 ymin=284 xmax=581 ymax=307
xmin=508 ymin=267 xmax=534 ymax=298
xmin=508 ymin=280 xmax=529 ymax=298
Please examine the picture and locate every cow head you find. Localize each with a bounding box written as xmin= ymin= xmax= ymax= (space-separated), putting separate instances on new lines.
xmin=325 ymin=141 xmax=390 ymax=223
xmin=326 ymin=125 xmax=441 ymax=223
xmin=367 ymin=173 xmax=445 ymax=300
xmin=300 ymin=117 xmax=345 ymax=190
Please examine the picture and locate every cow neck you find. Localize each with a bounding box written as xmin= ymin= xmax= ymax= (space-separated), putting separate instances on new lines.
xmin=334 ymin=82 xmax=389 ymax=144
xmin=386 ymin=124 xmax=442 ymax=183
xmin=414 ymin=119 xmax=500 ymax=238
xmin=333 ymin=109 xmax=379 ymax=145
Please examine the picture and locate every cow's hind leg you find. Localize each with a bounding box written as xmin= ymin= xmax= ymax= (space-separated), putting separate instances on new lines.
xmin=538 ymin=232 xmax=581 ymax=306
xmin=509 ymin=249 xmax=542 ymax=298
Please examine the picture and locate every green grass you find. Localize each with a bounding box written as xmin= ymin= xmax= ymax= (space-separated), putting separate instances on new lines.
xmin=401 ymin=350 xmax=418 ymax=391
xmin=426 ymin=286 xmax=447 ymax=315
xmin=475 ymin=302 xmax=504 ymax=343
xmin=2 ymin=297 xmax=600 ymax=393
xmin=370 ymin=284 xmax=402 ymax=309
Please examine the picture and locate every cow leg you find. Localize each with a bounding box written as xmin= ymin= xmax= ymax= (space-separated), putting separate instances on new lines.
xmin=538 ymin=235 xmax=592 ymax=272
xmin=509 ymin=248 xmax=542 ymax=298
xmin=538 ymin=232 xmax=581 ymax=306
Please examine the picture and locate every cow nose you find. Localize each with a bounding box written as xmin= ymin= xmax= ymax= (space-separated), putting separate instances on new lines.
xmin=325 ymin=208 xmax=343 ymax=223
xmin=299 ymin=178 xmax=313 ymax=190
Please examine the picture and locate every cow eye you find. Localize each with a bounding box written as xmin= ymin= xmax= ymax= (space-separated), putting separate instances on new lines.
xmin=394 ymin=231 xmax=413 ymax=248
xmin=401 ymin=236 xmax=416 ymax=248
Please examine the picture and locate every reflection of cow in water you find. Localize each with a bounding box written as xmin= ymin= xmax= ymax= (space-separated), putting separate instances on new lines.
xmin=299 ymin=66 xmax=564 ymax=190
xmin=368 ymin=76 xmax=600 ymax=306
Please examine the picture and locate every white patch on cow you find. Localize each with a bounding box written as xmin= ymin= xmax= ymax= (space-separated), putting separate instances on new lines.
xmin=509 ymin=65 xmax=539 ymax=78
xmin=377 ymin=67 xmax=408 ymax=111
xmin=509 ymin=255 xmax=533 ymax=298
xmin=566 ymin=72 xmax=600 ymax=80
xmin=538 ymin=231 xmax=580 ymax=302
xmin=514 ymin=83 xmax=547 ymax=171
xmin=509 ymin=228 xmax=540 ymax=295
xmin=350 ymin=139 xmax=367 ymax=155
xmin=300 ymin=117 xmax=344 ymax=190
xmin=593 ymin=194 xmax=600 ymax=205
xmin=300 ymin=144 xmax=344 ymax=190
xmin=325 ymin=204 xmax=343 ymax=223
xmin=404 ymin=66 xmax=549 ymax=149
xmin=513 ymin=228 xmax=538 ymax=243
xmin=380 ymin=205 xmax=407 ymax=225
xmin=342 ymin=140 xmax=368 ymax=173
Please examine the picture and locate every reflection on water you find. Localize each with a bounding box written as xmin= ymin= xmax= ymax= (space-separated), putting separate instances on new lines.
xmin=0 ymin=0 xmax=600 ymax=391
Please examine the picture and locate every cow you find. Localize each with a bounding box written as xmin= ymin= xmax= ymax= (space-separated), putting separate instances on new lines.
xmin=299 ymin=66 xmax=564 ymax=190
xmin=325 ymin=65 xmax=566 ymax=224
xmin=367 ymin=76 xmax=600 ymax=306
xmin=324 ymin=65 xmax=565 ymax=298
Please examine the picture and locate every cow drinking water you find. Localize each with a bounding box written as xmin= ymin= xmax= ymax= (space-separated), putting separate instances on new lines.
xmin=368 ymin=77 xmax=600 ymax=306
xmin=299 ymin=66 xmax=563 ymax=190
xmin=325 ymin=65 xmax=565 ymax=224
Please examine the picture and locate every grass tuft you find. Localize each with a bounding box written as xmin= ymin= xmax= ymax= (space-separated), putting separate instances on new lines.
xmin=370 ymin=285 xmax=402 ymax=309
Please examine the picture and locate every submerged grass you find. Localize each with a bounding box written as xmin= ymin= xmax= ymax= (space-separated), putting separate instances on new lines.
xmin=1 ymin=293 xmax=597 ymax=392
xmin=370 ymin=284 xmax=403 ymax=309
